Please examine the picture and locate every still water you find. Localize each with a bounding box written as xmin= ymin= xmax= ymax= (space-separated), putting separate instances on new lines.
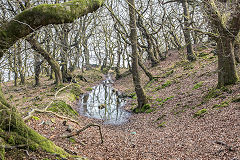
xmin=78 ymin=74 xmax=131 ymax=125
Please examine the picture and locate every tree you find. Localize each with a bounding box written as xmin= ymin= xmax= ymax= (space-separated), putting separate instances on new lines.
xmin=182 ymin=0 xmax=196 ymax=61
xmin=0 ymin=0 xmax=105 ymax=158
xmin=128 ymin=0 xmax=148 ymax=111
xmin=204 ymin=0 xmax=240 ymax=87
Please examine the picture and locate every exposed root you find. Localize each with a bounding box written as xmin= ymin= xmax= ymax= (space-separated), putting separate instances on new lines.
xmin=61 ymin=124 xmax=104 ymax=144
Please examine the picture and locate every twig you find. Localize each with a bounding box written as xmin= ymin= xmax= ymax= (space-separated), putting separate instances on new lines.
xmin=23 ymin=83 xmax=77 ymax=122
xmin=23 ymin=109 xmax=80 ymax=125
xmin=61 ymin=124 xmax=104 ymax=144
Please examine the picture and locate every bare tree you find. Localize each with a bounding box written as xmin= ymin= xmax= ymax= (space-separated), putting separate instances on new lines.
xmin=203 ymin=0 xmax=240 ymax=87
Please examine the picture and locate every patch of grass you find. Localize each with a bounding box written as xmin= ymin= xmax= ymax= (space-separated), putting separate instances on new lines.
xmin=213 ymin=101 xmax=229 ymax=109
xmin=193 ymin=109 xmax=207 ymax=118
xmin=193 ymin=81 xmax=203 ymax=90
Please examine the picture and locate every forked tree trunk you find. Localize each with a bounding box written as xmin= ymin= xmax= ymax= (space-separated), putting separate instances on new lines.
xmin=128 ymin=0 xmax=148 ymax=110
xmin=217 ymin=36 xmax=239 ymax=87
xmin=27 ymin=37 xmax=63 ymax=85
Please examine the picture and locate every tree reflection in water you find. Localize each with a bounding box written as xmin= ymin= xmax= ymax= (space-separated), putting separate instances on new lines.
xmin=78 ymin=74 xmax=131 ymax=125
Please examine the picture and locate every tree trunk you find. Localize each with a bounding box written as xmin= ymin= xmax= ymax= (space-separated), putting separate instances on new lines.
xmin=217 ymin=36 xmax=239 ymax=87
xmin=128 ymin=0 xmax=147 ymax=110
xmin=234 ymin=42 xmax=240 ymax=63
xmin=17 ymin=43 xmax=25 ymax=85
xmin=34 ymin=53 xmax=41 ymax=86
xmin=0 ymin=85 xmax=68 ymax=158
xmin=27 ymin=37 xmax=63 ymax=85
xmin=13 ymin=51 xmax=18 ymax=87
xmin=182 ymin=0 xmax=196 ymax=61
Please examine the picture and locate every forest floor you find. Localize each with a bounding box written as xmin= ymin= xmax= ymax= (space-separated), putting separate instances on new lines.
xmin=2 ymin=44 xmax=240 ymax=160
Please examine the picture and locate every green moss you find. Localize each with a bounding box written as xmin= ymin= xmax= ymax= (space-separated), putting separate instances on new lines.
xmin=154 ymin=114 xmax=166 ymax=122
xmin=162 ymin=70 xmax=174 ymax=78
xmin=193 ymin=81 xmax=203 ymax=90
xmin=70 ymin=84 xmax=83 ymax=98
xmin=7 ymin=135 xmax=15 ymax=145
xmin=172 ymin=105 xmax=191 ymax=115
xmin=203 ymin=88 xmax=222 ymax=102
xmin=155 ymin=98 xmax=162 ymax=102
xmin=145 ymin=108 xmax=155 ymax=113
xmin=197 ymin=52 xmax=209 ymax=57
xmin=155 ymin=80 xmax=172 ymax=91
xmin=158 ymin=121 xmax=166 ymax=128
xmin=203 ymin=87 xmax=232 ymax=103
xmin=31 ymin=116 xmax=40 ymax=121
xmin=68 ymin=137 xmax=76 ymax=143
xmin=194 ymin=109 xmax=207 ymax=118
xmin=50 ymin=84 xmax=65 ymax=92
xmin=133 ymin=104 xmax=151 ymax=113
xmin=47 ymin=100 xmax=78 ymax=117
xmin=157 ymin=96 xmax=174 ymax=107
xmin=162 ymin=80 xmax=172 ymax=88
xmin=213 ymin=101 xmax=229 ymax=109
xmin=0 ymin=137 xmax=5 ymax=160
xmin=85 ymin=87 xmax=93 ymax=91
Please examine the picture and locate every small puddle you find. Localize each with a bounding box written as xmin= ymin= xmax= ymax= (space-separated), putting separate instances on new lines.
xmin=77 ymin=74 xmax=131 ymax=125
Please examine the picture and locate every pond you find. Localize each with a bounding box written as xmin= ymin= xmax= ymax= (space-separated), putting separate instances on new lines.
xmin=77 ymin=74 xmax=131 ymax=125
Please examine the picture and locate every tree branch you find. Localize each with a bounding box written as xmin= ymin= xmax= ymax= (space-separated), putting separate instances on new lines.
xmin=0 ymin=0 xmax=105 ymax=58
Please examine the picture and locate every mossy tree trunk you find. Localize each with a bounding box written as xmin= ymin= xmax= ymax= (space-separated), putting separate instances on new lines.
xmin=128 ymin=0 xmax=148 ymax=110
xmin=0 ymin=85 xmax=68 ymax=157
xmin=217 ymin=35 xmax=238 ymax=87
xmin=182 ymin=0 xmax=196 ymax=61
xmin=34 ymin=53 xmax=42 ymax=86
xmin=0 ymin=0 xmax=105 ymax=157
xmin=27 ymin=36 xmax=63 ymax=85
xmin=204 ymin=0 xmax=240 ymax=87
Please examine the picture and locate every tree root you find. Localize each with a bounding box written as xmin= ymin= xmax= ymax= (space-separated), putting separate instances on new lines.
xmin=61 ymin=124 xmax=104 ymax=144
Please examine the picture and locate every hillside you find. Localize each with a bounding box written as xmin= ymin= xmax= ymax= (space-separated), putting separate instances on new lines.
xmin=2 ymin=45 xmax=240 ymax=160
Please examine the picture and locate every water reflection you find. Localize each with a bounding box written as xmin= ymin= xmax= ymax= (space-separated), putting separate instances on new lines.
xmin=78 ymin=74 xmax=131 ymax=125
